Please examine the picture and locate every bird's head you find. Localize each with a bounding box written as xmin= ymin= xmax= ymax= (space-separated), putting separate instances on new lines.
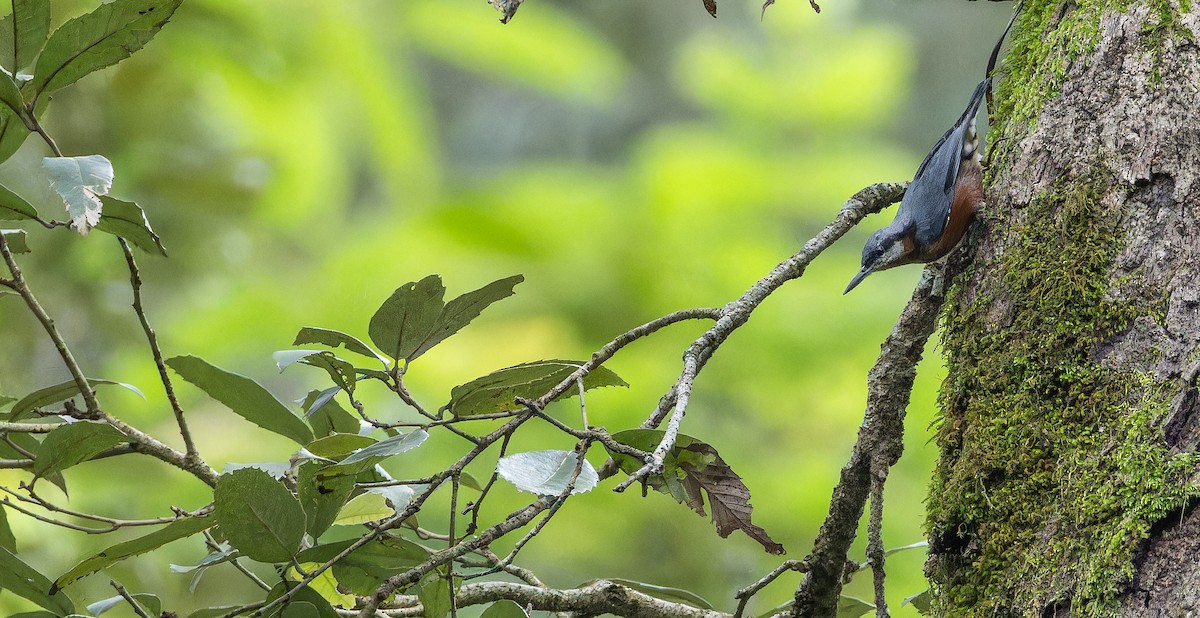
xmin=844 ymin=226 xmax=915 ymax=294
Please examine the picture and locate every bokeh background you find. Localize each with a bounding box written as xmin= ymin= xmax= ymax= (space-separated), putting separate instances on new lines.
xmin=0 ymin=0 xmax=1017 ymax=615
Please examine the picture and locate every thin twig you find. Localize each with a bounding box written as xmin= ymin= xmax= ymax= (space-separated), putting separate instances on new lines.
xmin=465 ymin=433 xmax=512 ymax=535
xmin=203 ymin=530 xmax=272 ymax=592
xmin=471 ymin=549 xmax=546 ymax=587
xmin=1 ymin=485 xmax=208 ymax=532
xmin=396 ymin=375 xmax=478 ymax=444
xmin=358 ymin=499 xmax=555 ymax=616
xmin=0 ymin=233 xmax=102 ymax=415
xmin=463 ymin=439 xmax=591 ymax=581
xmin=577 ymin=378 xmax=588 ymax=428
xmin=1 ymin=495 xmax=110 ymax=532
xmin=533 ymin=307 xmax=722 ymax=410
xmin=111 ymin=581 xmax=154 ymax=618
xmin=255 ymin=414 xmax=537 ymax=618
xmin=449 ymin=474 xmax=460 ymax=618
xmin=518 ymin=399 xmax=649 ymax=461
xmin=733 ymin=560 xmax=809 ymax=618
xmin=0 ymin=459 xmax=32 ymax=469
xmin=119 ymin=239 xmax=203 ymax=467
xmin=867 ymin=476 xmax=888 ymax=618
xmin=29 ymin=116 xmax=63 ymax=157
xmin=0 ymin=421 xmax=60 ymax=433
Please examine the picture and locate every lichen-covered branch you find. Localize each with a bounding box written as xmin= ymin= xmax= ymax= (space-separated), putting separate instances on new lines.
xmin=790 ymin=245 xmax=962 ymax=617
xmin=382 ymin=579 xmax=729 ymax=618
xmin=622 ymin=182 xmax=908 ymax=490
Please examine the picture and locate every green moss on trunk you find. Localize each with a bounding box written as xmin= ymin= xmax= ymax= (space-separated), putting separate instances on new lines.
xmin=926 ymin=1 xmax=1200 ymax=614
xmin=926 ymin=174 xmax=1197 ymax=615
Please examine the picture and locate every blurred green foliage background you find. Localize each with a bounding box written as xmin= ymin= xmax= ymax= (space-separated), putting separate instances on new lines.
xmin=0 ymin=0 xmax=1018 ymax=615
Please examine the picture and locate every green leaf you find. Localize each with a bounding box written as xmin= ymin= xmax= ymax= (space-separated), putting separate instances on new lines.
xmin=187 ymin=607 xmax=244 ymax=618
xmin=368 ymin=275 xmax=445 ymax=362
xmin=0 ymin=546 xmax=74 ymax=614
xmin=445 ymin=359 xmax=628 ymax=418
xmin=214 ymin=468 xmax=306 ymax=563
xmin=0 ymin=72 xmax=21 ymax=116
xmin=94 ymin=196 xmax=166 ymax=256
xmin=480 ymin=600 xmax=527 ymax=618
xmin=300 ymin=389 xmax=359 ymax=437
xmin=304 ymin=433 xmax=376 ymax=460
xmin=0 ymin=503 xmax=16 ymax=551
xmin=1 ymin=227 xmax=28 ymax=252
xmin=418 ymin=574 xmax=452 ymax=618
xmin=0 ymin=183 xmax=37 ymax=220
xmin=340 ymin=429 xmax=427 ymax=465
xmin=408 ymin=274 xmax=523 ymax=361
xmin=168 ymin=546 xmax=235 ymax=574
xmin=902 ymin=589 xmax=932 ymax=615
xmin=221 ymin=461 xmax=291 ymax=479
xmin=295 ymin=468 xmax=350 ymax=540
xmin=836 ymin=595 xmax=875 ymax=618
xmin=364 ymin=484 xmax=422 ymax=512
xmin=0 ymin=106 xmax=27 ymax=165
xmin=332 ymin=492 xmax=392 ymax=526
xmin=0 ymin=0 xmax=50 ymax=71
xmin=86 ymin=592 xmax=160 ymax=616
xmin=288 ymin=563 xmax=354 ymax=609
xmin=52 ymin=515 xmax=213 ymax=592
xmin=756 ymin=600 xmax=792 ymax=618
xmin=9 ymin=378 xmax=143 ymax=421
xmin=274 ymin=350 xmax=356 ymax=394
xmin=459 ymin=471 xmax=482 ymax=491
xmin=316 ymin=431 xmax=426 ymax=481
xmin=0 ymin=432 xmax=67 ymax=493
xmin=32 ymin=0 xmax=182 ymax=96
xmin=295 ymin=537 xmax=427 ymax=596
xmin=33 ymin=420 xmax=128 ymax=476
xmin=264 ymin=582 xmax=337 ymax=618
xmin=43 ymin=154 xmax=114 ymax=234
xmin=496 ymin=450 xmax=597 ymax=496
xmin=167 ymin=355 xmax=314 ymax=445
xmin=296 ymin=462 xmax=354 ymax=538
xmin=292 ymin=327 xmax=388 ymax=365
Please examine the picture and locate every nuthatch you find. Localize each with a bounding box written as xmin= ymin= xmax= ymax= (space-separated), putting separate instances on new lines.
xmin=844 ymin=0 xmax=1024 ymax=294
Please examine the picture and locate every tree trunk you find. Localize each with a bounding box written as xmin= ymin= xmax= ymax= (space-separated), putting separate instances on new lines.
xmin=926 ymin=0 xmax=1200 ymax=616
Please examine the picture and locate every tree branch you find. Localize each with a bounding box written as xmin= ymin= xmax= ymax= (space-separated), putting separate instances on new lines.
xmin=623 ymin=182 xmax=909 ymax=489
xmin=789 ymin=224 xmax=977 ymax=616
xmin=0 ymin=233 xmax=102 ymax=416
xmin=383 ymin=580 xmax=728 ymax=618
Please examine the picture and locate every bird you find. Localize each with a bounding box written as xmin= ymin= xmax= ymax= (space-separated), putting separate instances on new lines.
xmin=844 ymin=0 xmax=1024 ymax=295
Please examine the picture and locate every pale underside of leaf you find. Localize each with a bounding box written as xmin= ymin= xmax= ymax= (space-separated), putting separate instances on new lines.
xmin=43 ymin=154 xmax=113 ymax=235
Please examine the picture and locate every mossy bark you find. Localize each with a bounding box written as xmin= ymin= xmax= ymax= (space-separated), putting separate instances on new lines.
xmin=925 ymin=0 xmax=1200 ymax=616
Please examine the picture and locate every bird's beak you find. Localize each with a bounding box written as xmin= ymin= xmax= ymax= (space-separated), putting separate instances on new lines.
xmin=843 ymin=267 xmax=873 ymax=295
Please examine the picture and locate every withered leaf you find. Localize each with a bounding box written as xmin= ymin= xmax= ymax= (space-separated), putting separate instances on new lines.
xmin=608 ymin=430 xmax=785 ymax=555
